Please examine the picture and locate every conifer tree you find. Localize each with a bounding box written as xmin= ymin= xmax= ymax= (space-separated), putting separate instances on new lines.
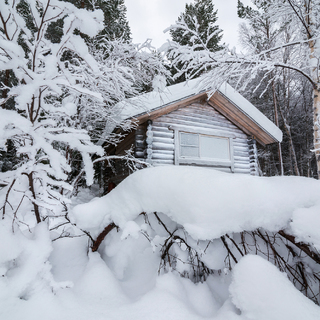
xmin=170 ymin=0 xmax=222 ymax=50
xmin=66 ymin=0 xmax=131 ymax=41
xmin=169 ymin=0 xmax=223 ymax=83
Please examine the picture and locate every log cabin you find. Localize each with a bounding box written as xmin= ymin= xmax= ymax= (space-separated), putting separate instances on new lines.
xmin=101 ymin=79 xmax=282 ymax=185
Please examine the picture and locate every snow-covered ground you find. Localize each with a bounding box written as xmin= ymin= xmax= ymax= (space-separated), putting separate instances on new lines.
xmin=1 ymin=166 xmax=320 ymax=320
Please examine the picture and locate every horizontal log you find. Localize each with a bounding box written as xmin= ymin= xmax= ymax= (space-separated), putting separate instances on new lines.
xmin=163 ymin=109 xmax=246 ymax=129
xmin=166 ymin=112 xmax=240 ymax=129
xmin=176 ymin=108 xmax=237 ymax=124
xmin=234 ymin=159 xmax=251 ymax=165
xmin=234 ymin=168 xmax=251 ymax=174
xmin=155 ymin=117 xmax=247 ymax=137
xmin=135 ymin=135 xmax=145 ymax=141
xmin=152 ymin=137 xmax=174 ymax=144
xmin=177 ymin=104 xmax=240 ymax=123
xmin=135 ymin=141 xmax=145 ymax=148
xmin=234 ymin=154 xmax=250 ymax=160
xmin=135 ymin=151 xmax=145 ymax=158
xmin=233 ymin=145 xmax=250 ymax=151
xmin=234 ymin=148 xmax=249 ymax=155
xmin=233 ymin=140 xmax=250 ymax=147
xmin=152 ymin=131 xmax=174 ymax=139
xmin=152 ymin=150 xmax=174 ymax=155
xmin=152 ymin=142 xmax=175 ymax=151
xmin=150 ymin=124 xmax=173 ymax=132
xmin=234 ymin=164 xmax=251 ymax=169
xmin=152 ymin=154 xmax=174 ymax=160
xmin=234 ymin=151 xmax=249 ymax=158
xmin=152 ymin=160 xmax=174 ymax=165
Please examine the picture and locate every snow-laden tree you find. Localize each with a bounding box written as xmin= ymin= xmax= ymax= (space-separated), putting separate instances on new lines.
xmin=65 ymin=0 xmax=131 ymax=42
xmin=168 ymin=0 xmax=223 ymax=84
xmin=166 ymin=0 xmax=320 ymax=178
xmin=0 ymin=0 xmax=169 ymax=231
xmin=0 ymin=0 xmax=107 ymax=227
xmin=237 ymin=0 xmax=315 ymax=177
xmin=170 ymin=0 xmax=222 ymax=50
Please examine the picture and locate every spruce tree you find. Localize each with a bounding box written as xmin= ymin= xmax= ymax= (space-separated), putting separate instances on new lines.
xmin=171 ymin=0 xmax=222 ymax=50
xmin=65 ymin=0 xmax=131 ymax=41
xmin=169 ymin=0 xmax=223 ymax=83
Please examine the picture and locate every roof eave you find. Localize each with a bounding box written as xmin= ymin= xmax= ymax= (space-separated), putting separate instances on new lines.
xmin=209 ymin=90 xmax=282 ymax=145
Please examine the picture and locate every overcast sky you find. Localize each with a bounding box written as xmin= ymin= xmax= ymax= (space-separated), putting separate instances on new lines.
xmin=125 ymin=0 xmax=252 ymax=50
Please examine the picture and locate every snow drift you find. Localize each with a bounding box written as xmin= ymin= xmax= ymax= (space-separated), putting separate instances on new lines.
xmin=2 ymin=166 xmax=320 ymax=320
xmin=72 ymin=166 xmax=320 ymax=244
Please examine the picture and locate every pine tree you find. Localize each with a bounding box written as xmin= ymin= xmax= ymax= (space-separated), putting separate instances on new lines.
xmin=170 ymin=0 xmax=222 ymax=50
xmin=169 ymin=0 xmax=223 ymax=83
xmin=65 ymin=0 xmax=131 ymax=41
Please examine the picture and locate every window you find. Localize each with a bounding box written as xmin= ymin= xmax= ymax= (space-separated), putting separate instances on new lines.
xmin=174 ymin=129 xmax=234 ymax=171
xmin=180 ymin=132 xmax=230 ymax=160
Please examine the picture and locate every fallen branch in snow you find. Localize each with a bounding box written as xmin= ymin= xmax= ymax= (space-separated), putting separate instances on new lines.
xmin=278 ymin=230 xmax=320 ymax=265
xmin=91 ymin=222 xmax=117 ymax=252
xmin=221 ymin=235 xmax=238 ymax=264
xmin=226 ymin=233 xmax=245 ymax=257
xmin=1 ymin=178 xmax=16 ymax=218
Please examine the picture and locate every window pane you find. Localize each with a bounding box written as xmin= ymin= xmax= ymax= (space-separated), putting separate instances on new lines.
xmin=200 ymin=136 xmax=230 ymax=160
xmin=180 ymin=146 xmax=199 ymax=157
xmin=180 ymin=132 xmax=198 ymax=146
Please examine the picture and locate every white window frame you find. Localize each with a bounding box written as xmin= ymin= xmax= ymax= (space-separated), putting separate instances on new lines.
xmin=170 ymin=125 xmax=235 ymax=172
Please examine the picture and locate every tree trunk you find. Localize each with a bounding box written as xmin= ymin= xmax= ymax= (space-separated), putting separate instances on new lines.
xmin=313 ymin=88 xmax=320 ymax=178
xmin=305 ymin=2 xmax=320 ymax=178
xmin=279 ymin=109 xmax=300 ymax=176
xmin=27 ymin=172 xmax=41 ymax=224
xmin=285 ymin=123 xmax=300 ymax=176
xmin=272 ymin=81 xmax=284 ymax=175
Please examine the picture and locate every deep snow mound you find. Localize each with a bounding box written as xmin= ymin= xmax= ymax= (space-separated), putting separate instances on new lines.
xmin=72 ymin=166 xmax=320 ymax=244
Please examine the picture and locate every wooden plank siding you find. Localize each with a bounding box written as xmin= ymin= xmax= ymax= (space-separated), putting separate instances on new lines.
xmin=148 ymin=103 xmax=253 ymax=174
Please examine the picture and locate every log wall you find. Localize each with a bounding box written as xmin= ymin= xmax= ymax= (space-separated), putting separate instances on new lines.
xmin=143 ymin=102 xmax=256 ymax=175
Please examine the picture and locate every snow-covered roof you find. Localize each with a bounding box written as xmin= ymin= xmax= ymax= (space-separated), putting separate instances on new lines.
xmin=103 ymin=78 xmax=282 ymax=144
xmin=216 ymin=83 xmax=282 ymax=143
xmin=115 ymin=78 xmax=204 ymax=120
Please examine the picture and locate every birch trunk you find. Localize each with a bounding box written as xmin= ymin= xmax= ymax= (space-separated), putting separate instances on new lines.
xmin=305 ymin=1 xmax=320 ymax=178
xmin=309 ymin=40 xmax=320 ymax=178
